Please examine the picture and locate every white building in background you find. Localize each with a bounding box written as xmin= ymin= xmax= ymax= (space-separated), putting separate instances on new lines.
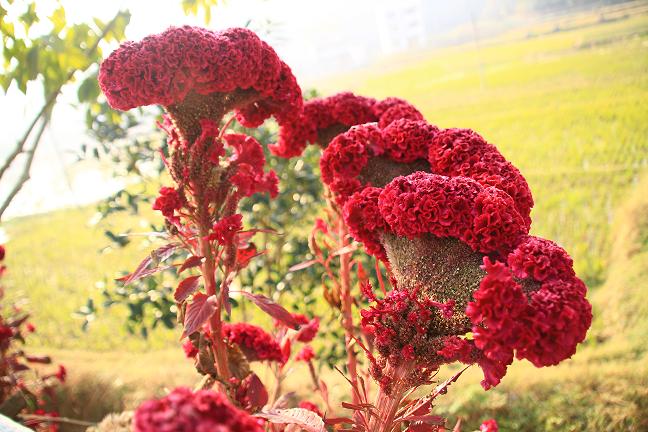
xmin=375 ymin=0 xmax=426 ymax=54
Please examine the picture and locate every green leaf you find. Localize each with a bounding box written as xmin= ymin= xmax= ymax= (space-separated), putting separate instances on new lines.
xmin=78 ymin=75 xmax=100 ymax=103
xmin=50 ymin=7 xmax=66 ymax=34
xmin=25 ymin=46 xmax=38 ymax=80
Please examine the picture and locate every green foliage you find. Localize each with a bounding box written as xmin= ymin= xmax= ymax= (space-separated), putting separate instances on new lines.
xmin=0 ymin=1 xmax=130 ymax=96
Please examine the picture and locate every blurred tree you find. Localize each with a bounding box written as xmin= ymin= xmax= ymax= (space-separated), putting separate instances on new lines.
xmin=0 ymin=1 xmax=131 ymax=220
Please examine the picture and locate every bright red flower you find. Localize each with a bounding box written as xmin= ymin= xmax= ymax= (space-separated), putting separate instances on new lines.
xmin=480 ymin=419 xmax=499 ymax=432
xmin=295 ymin=345 xmax=315 ymax=362
xmin=295 ymin=315 xmax=320 ymax=343
xmin=55 ymin=365 xmax=67 ymax=383
xmin=152 ymin=187 xmax=183 ymax=221
xmin=134 ymin=387 xmax=264 ymax=432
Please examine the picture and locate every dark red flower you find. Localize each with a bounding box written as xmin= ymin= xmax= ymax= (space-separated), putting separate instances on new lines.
xmin=222 ymin=323 xmax=283 ymax=362
xmin=134 ymin=387 xmax=264 ymax=432
xmin=428 ymin=128 xmax=533 ymax=227
xmin=209 ymin=214 xmax=243 ymax=245
xmin=0 ymin=245 xmax=5 ymax=261
xmin=272 ymin=92 xmax=424 ymax=158
xmin=55 ymin=365 xmax=67 ymax=383
xmin=378 ymin=172 xmax=527 ymax=255
xmin=152 ymin=187 xmax=183 ymax=221
xmin=182 ymin=340 xmax=198 ymax=358
xmin=99 ymin=26 xmax=301 ymax=127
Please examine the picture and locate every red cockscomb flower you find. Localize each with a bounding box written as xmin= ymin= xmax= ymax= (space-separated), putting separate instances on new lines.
xmin=222 ymin=323 xmax=283 ymax=362
xmin=134 ymin=387 xmax=263 ymax=432
xmin=272 ymin=92 xmax=424 ymax=158
xmin=99 ymin=26 xmax=302 ymax=129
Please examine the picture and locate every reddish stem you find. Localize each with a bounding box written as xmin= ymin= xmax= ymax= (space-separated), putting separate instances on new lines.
xmin=199 ymin=232 xmax=231 ymax=381
xmin=338 ymin=217 xmax=360 ymax=404
xmin=368 ymin=363 xmax=411 ymax=432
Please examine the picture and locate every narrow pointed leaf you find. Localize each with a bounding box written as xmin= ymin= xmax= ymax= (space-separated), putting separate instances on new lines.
xmin=174 ymin=275 xmax=201 ymax=303
xmin=238 ymin=291 xmax=300 ymax=329
xmin=179 ymin=255 xmax=203 ymax=273
xmin=288 ymin=259 xmax=318 ymax=272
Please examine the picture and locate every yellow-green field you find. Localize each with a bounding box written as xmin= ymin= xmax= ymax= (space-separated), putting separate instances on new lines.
xmin=2 ymin=5 xmax=648 ymax=431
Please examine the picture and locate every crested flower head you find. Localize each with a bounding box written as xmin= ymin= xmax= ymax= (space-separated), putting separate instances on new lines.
xmin=134 ymin=387 xmax=263 ymax=432
xmin=271 ymin=92 xmax=424 ymax=157
xmin=222 ymin=323 xmax=283 ymax=363
xmin=99 ymin=26 xmax=302 ymax=141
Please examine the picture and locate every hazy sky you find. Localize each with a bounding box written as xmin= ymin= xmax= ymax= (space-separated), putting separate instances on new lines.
xmin=0 ymin=0 xmax=493 ymax=219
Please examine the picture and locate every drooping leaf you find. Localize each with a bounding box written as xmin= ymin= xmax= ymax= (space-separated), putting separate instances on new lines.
xmin=256 ymin=408 xmax=325 ymax=432
xmin=238 ymin=291 xmax=300 ymax=329
xmin=239 ymin=373 xmax=268 ymax=411
xmin=174 ymin=275 xmax=201 ymax=303
xmin=116 ymin=243 xmax=178 ymax=285
xmin=179 ymin=255 xmax=204 ymax=273
xmin=183 ymin=293 xmax=217 ymax=337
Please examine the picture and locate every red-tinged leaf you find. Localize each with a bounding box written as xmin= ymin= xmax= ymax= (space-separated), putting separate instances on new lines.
xmin=117 ymin=243 xmax=178 ymax=286
xmin=281 ymin=337 xmax=291 ymax=364
xmin=116 ymin=264 xmax=172 ymax=285
xmin=256 ymin=408 xmax=325 ymax=432
xmin=222 ymin=277 xmax=231 ymax=316
xmin=431 ymin=366 xmax=470 ymax=399
xmin=174 ymin=275 xmax=201 ymax=303
xmin=341 ymin=402 xmax=375 ymax=410
xmin=25 ymin=355 xmax=52 ymax=364
xmin=117 ymin=254 xmax=151 ymax=285
xmin=179 ymin=255 xmax=203 ymax=273
xmin=399 ymin=415 xmax=445 ymax=425
xmin=238 ymin=291 xmax=300 ymax=329
xmin=288 ymin=259 xmax=318 ymax=272
xmin=182 ymin=293 xmax=217 ymax=337
xmin=325 ymin=417 xmax=353 ymax=425
xmin=319 ymin=378 xmax=330 ymax=409
xmin=405 ymin=424 xmax=444 ymax=432
xmin=239 ymin=373 xmax=268 ymax=411
xmin=331 ymin=244 xmax=357 ymax=257
xmin=236 ymin=244 xmax=262 ymax=269
xmin=151 ymin=243 xmax=178 ymax=265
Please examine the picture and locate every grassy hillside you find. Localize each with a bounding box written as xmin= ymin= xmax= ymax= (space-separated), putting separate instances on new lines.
xmin=319 ymin=9 xmax=648 ymax=287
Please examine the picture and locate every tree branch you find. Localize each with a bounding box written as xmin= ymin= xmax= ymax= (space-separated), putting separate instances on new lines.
xmin=0 ymin=11 xmax=124 ymax=182
xmin=0 ymin=113 xmax=49 ymax=220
